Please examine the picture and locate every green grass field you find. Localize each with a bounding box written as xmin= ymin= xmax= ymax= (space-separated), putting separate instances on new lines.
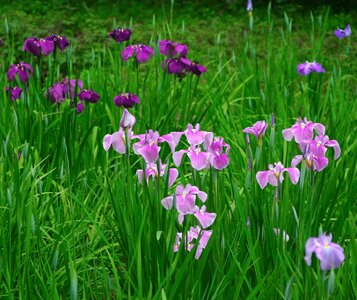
xmin=0 ymin=1 xmax=356 ymax=299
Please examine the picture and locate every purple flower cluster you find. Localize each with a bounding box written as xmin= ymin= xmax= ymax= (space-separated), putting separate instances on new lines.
xmin=109 ymin=27 xmax=132 ymax=43
xmin=160 ymin=40 xmax=207 ymax=77
xmin=23 ymin=34 xmax=69 ymax=56
xmin=5 ymin=86 xmax=22 ymax=101
xmin=7 ymin=62 xmax=33 ymax=82
xmin=161 ymin=184 xmax=216 ymax=259
xmin=297 ymin=61 xmax=325 ymax=76
xmin=47 ymin=78 xmax=100 ymax=113
xmin=283 ymin=117 xmax=340 ymax=172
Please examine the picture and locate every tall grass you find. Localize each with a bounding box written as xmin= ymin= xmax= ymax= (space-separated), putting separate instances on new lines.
xmin=0 ymin=2 xmax=356 ymax=299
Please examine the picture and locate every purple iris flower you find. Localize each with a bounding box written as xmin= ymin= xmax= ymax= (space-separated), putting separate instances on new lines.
xmin=173 ymin=145 xmax=212 ymax=171
xmin=122 ymin=44 xmax=154 ymax=63
xmin=299 ymin=135 xmax=341 ymax=160
xmin=159 ymin=40 xmax=189 ymax=57
xmin=109 ymin=27 xmax=132 ymax=43
xmin=173 ymin=226 xmax=212 ymax=259
xmin=193 ymin=205 xmax=217 ymax=229
xmin=7 ymin=62 xmax=33 ymax=82
xmin=78 ymin=89 xmax=100 ymax=103
xmin=46 ymin=34 xmax=70 ymax=51
xmin=204 ymin=135 xmax=230 ymax=170
xmin=243 ymin=120 xmax=268 ymax=140
xmin=187 ymin=61 xmax=207 ymax=77
xmin=5 ymin=86 xmax=22 ymax=101
xmin=136 ymin=161 xmax=178 ymax=188
xmin=282 ymin=117 xmax=325 ymax=143
xmin=334 ymin=25 xmax=351 ymax=39
xmin=162 ymin=57 xmax=191 ymax=74
xmin=47 ymin=78 xmax=83 ymax=103
xmin=113 ymin=93 xmax=140 ymax=108
xmin=161 ymin=184 xmax=207 ymax=216
xmin=305 ymin=233 xmax=345 ymax=270
xmin=291 ymin=145 xmax=329 ymax=172
xmin=256 ymin=162 xmax=300 ymax=189
xmin=133 ymin=130 xmax=180 ymax=163
xmin=297 ymin=61 xmax=325 ymax=76
xmin=76 ymin=102 xmax=85 ymax=114
xmin=23 ymin=37 xmax=54 ymax=56
xmin=184 ymin=123 xmax=208 ymax=146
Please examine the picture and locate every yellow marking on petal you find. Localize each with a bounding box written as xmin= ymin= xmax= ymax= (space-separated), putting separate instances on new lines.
xmin=182 ymin=192 xmax=186 ymax=198
xmin=301 ymin=123 xmax=306 ymax=129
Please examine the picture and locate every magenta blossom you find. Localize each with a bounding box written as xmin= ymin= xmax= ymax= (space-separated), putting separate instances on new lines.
xmin=305 ymin=233 xmax=345 ymax=270
xmin=297 ymin=61 xmax=325 ymax=76
xmin=173 ymin=145 xmax=212 ymax=171
xmin=162 ymin=57 xmax=191 ymax=74
xmin=7 ymin=62 xmax=33 ymax=82
xmin=46 ymin=34 xmax=70 ymax=51
xmin=173 ymin=226 xmax=212 ymax=259
xmin=334 ymin=25 xmax=351 ymax=39
xmin=299 ymin=135 xmax=341 ymax=160
xmin=78 ymin=89 xmax=100 ymax=103
xmin=5 ymin=86 xmax=22 ymax=101
xmin=113 ymin=93 xmax=140 ymax=108
xmin=76 ymin=102 xmax=85 ymax=114
xmin=193 ymin=205 xmax=216 ymax=229
xmin=291 ymin=147 xmax=329 ymax=173
xmin=103 ymin=127 xmax=134 ymax=154
xmin=256 ymin=162 xmax=300 ymax=189
xmin=159 ymin=40 xmax=188 ymax=57
xmin=282 ymin=117 xmax=325 ymax=143
xmin=243 ymin=120 xmax=268 ymax=140
xmin=136 ymin=161 xmax=178 ymax=188
xmin=188 ymin=61 xmax=207 ymax=77
xmin=204 ymin=135 xmax=230 ymax=170
xmin=47 ymin=78 xmax=83 ymax=103
xmin=109 ymin=27 xmax=132 ymax=43
xmin=23 ymin=37 xmax=54 ymax=56
xmin=184 ymin=123 xmax=210 ymax=146
xmin=122 ymin=44 xmax=154 ymax=63
xmin=120 ymin=109 xmax=136 ymax=129
xmin=161 ymin=184 xmax=207 ymax=216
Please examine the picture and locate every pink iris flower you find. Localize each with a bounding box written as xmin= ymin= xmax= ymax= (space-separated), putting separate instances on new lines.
xmin=184 ymin=123 xmax=209 ymax=146
xmin=204 ymin=135 xmax=230 ymax=170
xmin=282 ymin=117 xmax=325 ymax=143
xmin=193 ymin=205 xmax=217 ymax=229
xmin=173 ymin=145 xmax=212 ymax=171
xmin=136 ymin=161 xmax=178 ymax=188
xmin=305 ymin=233 xmax=345 ymax=270
xmin=299 ymin=135 xmax=341 ymax=160
xmin=291 ymin=146 xmax=329 ymax=172
xmin=297 ymin=61 xmax=325 ymax=76
xmin=256 ymin=162 xmax=300 ymax=189
xmin=243 ymin=120 xmax=268 ymax=140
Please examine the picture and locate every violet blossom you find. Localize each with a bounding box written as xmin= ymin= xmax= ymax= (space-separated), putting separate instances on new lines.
xmin=5 ymin=86 xmax=22 ymax=101
xmin=187 ymin=61 xmax=207 ymax=77
xmin=76 ymin=102 xmax=85 ymax=114
xmin=291 ymin=145 xmax=329 ymax=172
xmin=282 ymin=117 xmax=325 ymax=143
xmin=243 ymin=120 xmax=268 ymax=140
xmin=299 ymin=135 xmax=341 ymax=160
xmin=113 ymin=92 xmax=140 ymax=108
xmin=173 ymin=145 xmax=212 ymax=171
xmin=122 ymin=44 xmax=154 ymax=63
xmin=247 ymin=0 xmax=253 ymax=12
xmin=23 ymin=37 xmax=54 ymax=56
xmin=204 ymin=135 xmax=230 ymax=170
xmin=46 ymin=34 xmax=70 ymax=51
xmin=78 ymin=89 xmax=100 ymax=103
xmin=7 ymin=62 xmax=33 ymax=82
xmin=162 ymin=57 xmax=191 ymax=74
xmin=109 ymin=27 xmax=132 ymax=43
xmin=256 ymin=162 xmax=300 ymax=189
xmin=47 ymin=78 xmax=83 ymax=103
xmin=136 ymin=161 xmax=178 ymax=187
xmin=334 ymin=25 xmax=351 ymax=39
xmin=159 ymin=40 xmax=188 ymax=57
xmin=297 ymin=61 xmax=325 ymax=76
xmin=305 ymin=233 xmax=345 ymax=270
xmin=193 ymin=205 xmax=217 ymax=229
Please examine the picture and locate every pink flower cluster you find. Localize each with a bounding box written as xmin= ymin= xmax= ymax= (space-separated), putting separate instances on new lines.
xmin=283 ymin=117 xmax=341 ymax=172
xmin=161 ymin=184 xmax=216 ymax=259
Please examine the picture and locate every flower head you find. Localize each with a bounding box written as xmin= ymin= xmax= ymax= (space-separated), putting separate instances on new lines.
xmin=78 ymin=89 xmax=100 ymax=103
xmin=122 ymin=44 xmax=154 ymax=63
xmin=159 ymin=40 xmax=188 ymax=57
xmin=47 ymin=78 xmax=83 ymax=103
xmin=113 ymin=93 xmax=140 ymax=108
xmin=256 ymin=162 xmax=300 ymax=189
xmin=23 ymin=37 xmax=54 ymax=56
xmin=334 ymin=25 xmax=351 ymax=39
xmin=109 ymin=27 xmax=132 ymax=43
xmin=120 ymin=108 xmax=136 ymax=129
xmin=5 ymin=86 xmax=22 ymax=101
xmin=7 ymin=62 xmax=33 ymax=82
xmin=162 ymin=57 xmax=191 ymax=74
xmin=46 ymin=34 xmax=70 ymax=51
xmin=247 ymin=0 xmax=253 ymax=12
xmin=204 ymin=135 xmax=230 ymax=170
xmin=187 ymin=61 xmax=207 ymax=77
xmin=76 ymin=102 xmax=85 ymax=114
xmin=305 ymin=233 xmax=345 ymax=270
xmin=243 ymin=120 xmax=268 ymax=140
xmin=136 ymin=161 xmax=178 ymax=188
xmin=282 ymin=117 xmax=325 ymax=143
xmin=297 ymin=61 xmax=325 ymax=76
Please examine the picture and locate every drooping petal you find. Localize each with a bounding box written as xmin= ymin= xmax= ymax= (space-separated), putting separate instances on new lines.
xmin=291 ymin=155 xmax=303 ymax=167
xmin=325 ymin=140 xmax=341 ymax=160
xmin=168 ymin=168 xmax=179 ymax=187
xmin=103 ymin=134 xmax=112 ymax=151
xmin=187 ymin=151 xmax=211 ymax=170
xmin=256 ymin=170 xmax=270 ymax=189
xmin=137 ymin=144 xmax=160 ymax=163
xmin=285 ymin=167 xmax=300 ymax=185
xmin=111 ymin=131 xmax=126 ymax=154
xmin=161 ymin=196 xmax=174 ymax=210
xmin=173 ymin=150 xmax=187 ymax=166
xmin=304 ymin=237 xmax=318 ymax=266
xmin=282 ymin=128 xmax=294 ymax=141
xmin=136 ymin=170 xmax=144 ymax=184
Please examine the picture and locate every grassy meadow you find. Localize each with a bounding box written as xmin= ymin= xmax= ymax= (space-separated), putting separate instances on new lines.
xmin=0 ymin=0 xmax=356 ymax=299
